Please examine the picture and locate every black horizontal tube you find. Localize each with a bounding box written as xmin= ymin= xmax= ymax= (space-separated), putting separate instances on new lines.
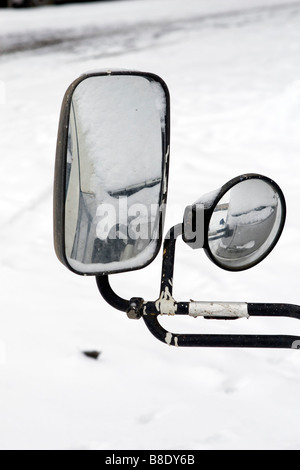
xmin=95 ymin=275 xmax=300 ymax=348
xmin=143 ymin=313 xmax=300 ymax=349
xmin=143 ymin=301 xmax=189 ymax=315
xmin=248 ymin=303 xmax=300 ymax=320
xmin=145 ymin=301 xmax=300 ymax=319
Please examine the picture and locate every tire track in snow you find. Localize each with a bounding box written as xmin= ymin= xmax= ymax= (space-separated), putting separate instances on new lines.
xmin=1 ymin=1 xmax=300 ymax=56
xmin=1 ymin=0 xmax=300 ymax=232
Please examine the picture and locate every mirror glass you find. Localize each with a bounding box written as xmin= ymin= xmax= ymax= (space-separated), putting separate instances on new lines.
xmin=64 ymin=74 xmax=168 ymax=274
xmin=207 ymin=178 xmax=285 ymax=270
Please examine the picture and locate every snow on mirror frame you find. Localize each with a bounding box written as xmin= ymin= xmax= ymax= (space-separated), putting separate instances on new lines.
xmin=54 ymin=71 xmax=170 ymax=276
xmin=204 ymin=174 xmax=286 ymax=271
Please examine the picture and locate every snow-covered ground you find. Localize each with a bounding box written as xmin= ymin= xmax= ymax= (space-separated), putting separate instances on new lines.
xmin=1 ymin=0 xmax=300 ymax=450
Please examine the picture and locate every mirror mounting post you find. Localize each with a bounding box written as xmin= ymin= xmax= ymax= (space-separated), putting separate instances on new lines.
xmin=159 ymin=223 xmax=183 ymax=299
xmin=95 ymin=276 xmax=144 ymax=320
xmin=96 ymin=275 xmax=130 ymax=313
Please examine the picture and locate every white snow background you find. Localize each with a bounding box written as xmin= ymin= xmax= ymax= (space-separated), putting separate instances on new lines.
xmin=1 ymin=0 xmax=300 ymax=450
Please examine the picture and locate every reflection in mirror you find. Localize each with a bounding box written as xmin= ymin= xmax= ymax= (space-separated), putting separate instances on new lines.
xmin=64 ymin=73 xmax=169 ymax=274
xmin=208 ymin=178 xmax=285 ymax=270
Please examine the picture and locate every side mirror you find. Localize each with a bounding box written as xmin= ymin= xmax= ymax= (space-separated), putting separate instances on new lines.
xmin=183 ymin=174 xmax=286 ymax=271
xmin=54 ymin=71 xmax=170 ymax=275
xmin=54 ymin=70 xmax=300 ymax=351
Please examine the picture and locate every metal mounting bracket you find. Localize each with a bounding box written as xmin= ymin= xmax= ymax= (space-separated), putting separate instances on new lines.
xmin=96 ymin=224 xmax=300 ymax=349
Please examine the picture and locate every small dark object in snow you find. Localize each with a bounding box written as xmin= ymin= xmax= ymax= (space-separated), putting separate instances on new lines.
xmin=82 ymin=350 xmax=101 ymax=360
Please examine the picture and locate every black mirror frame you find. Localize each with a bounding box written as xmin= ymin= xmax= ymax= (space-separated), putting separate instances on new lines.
xmin=183 ymin=173 xmax=286 ymax=272
xmin=204 ymin=173 xmax=287 ymax=271
xmin=53 ymin=70 xmax=171 ymax=276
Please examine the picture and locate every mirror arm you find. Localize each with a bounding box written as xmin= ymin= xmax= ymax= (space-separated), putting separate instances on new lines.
xmin=142 ymin=225 xmax=300 ymax=349
xmin=96 ymin=275 xmax=130 ymax=313
xmin=248 ymin=303 xmax=300 ymax=320
xmin=95 ymin=275 xmax=145 ymax=320
xmin=96 ymin=226 xmax=300 ymax=349
xmin=142 ymin=313 xmax=300 ymax=348
xmin=160 ymin=223 xmax=183 ymax=296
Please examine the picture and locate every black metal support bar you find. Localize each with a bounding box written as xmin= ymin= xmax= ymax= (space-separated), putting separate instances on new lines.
xmin=95 ymin=226 xmax=300 ymax=349
xmin=143 ymin=313 xmax=300 ymax=349
xmin=248 ymin=303 xmax=300 ymax=320
xmin=142 ymin=224 xmax=300 ymax=348
xmin=96 ymin=275 xmax=130 ymax=313
xmin=143 ymin=301 xmax=300 ymax=318
xmin=143 ymin=301 xmax=189 ymax=315
xmin=160 ymin=223 xmax=182 ymax=295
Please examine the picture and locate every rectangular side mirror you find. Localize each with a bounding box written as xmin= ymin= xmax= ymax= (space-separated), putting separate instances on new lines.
xmin=54 ymin=70 xmax=170 ymax=275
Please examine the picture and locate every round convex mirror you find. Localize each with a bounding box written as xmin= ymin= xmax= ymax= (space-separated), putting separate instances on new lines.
xmin=206 ymin=175 xmax=286 ymax=271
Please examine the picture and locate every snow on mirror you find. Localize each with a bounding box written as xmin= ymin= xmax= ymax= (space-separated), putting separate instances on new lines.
xmin=207 ymin=178 xmax=286 ymax=271
xmin=62 ymin=72 xmax=169 ymax=275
